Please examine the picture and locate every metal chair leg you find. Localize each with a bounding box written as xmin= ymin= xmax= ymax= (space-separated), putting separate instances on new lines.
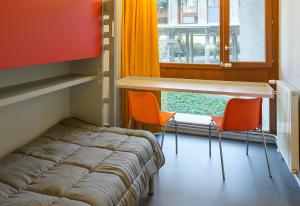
xmin=148 ymin=176 xmax=155 ymax=195
xmin=261 ymin=129 xmax=272 ymax=178
xmin=246 ymin=132 xmax=250 ymax=156
xmin=209 ymin=123 xmax=212 ymax=157
xmin=161 ymin=126 xmax=166 ymax=149
xmin=175 ymin=121 xmax=178 ymax=154
xmin=218 ymin=132 xmax=225 ymax=180
xmin=128 ymin=118 xmax=132 ymax=129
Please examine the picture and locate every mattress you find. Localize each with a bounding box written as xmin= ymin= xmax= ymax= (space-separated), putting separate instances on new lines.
xmin=0 ymin=118 xmax=165 ymax=206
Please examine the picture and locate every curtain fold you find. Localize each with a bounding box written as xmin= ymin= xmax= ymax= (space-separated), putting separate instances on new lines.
xmin=121 ymin=0 xmax=160 ymax=77
xmin=121 ymin=0 xmax=161 ymax=128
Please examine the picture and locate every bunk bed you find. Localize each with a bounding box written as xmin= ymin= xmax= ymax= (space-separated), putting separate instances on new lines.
xmin=0 ymin=57 xmax=165 ymax=205
xmin=0 ymin=1 xmax=163 ymax=205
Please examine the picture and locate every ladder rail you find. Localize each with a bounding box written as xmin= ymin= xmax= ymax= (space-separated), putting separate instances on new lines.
xmin=101 ymin=0 xmax=116 ymax=127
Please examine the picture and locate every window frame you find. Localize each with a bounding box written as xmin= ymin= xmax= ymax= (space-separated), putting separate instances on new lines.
xmin=159 ymin=0 xmax=274 ymax=70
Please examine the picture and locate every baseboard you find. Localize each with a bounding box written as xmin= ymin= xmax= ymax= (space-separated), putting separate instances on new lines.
xmin=166 ymin=124 xmax=277 ymax=144
xmin=293 ymin=174 xmax=300 ymax=187
xmin=277 ymin=150 xmax=300 ymax=188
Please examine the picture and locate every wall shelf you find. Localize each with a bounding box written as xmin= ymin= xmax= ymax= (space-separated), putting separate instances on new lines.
xmin=0 ymin=74 xmax=97 ymax=107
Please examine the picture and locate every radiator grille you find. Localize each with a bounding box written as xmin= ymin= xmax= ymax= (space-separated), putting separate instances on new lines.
xmin=277 ymin=80 xmax=299 ymax=175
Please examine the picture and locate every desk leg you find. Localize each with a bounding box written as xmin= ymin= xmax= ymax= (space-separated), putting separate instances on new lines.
xmin=175 ymin=121 xmax=178 ymax=154
xmin=209 ymin=123 xmax=212 ymax=157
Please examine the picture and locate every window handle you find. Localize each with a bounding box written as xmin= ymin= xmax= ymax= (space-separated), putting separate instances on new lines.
xmin=220 ymin=62 xmax=232 ymax=68
xmin=224 ymin=45 xmax=234 ymax=51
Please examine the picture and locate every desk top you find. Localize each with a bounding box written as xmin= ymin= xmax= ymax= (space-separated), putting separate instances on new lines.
xmin=117 ymin=76 xmax=274 ymax=98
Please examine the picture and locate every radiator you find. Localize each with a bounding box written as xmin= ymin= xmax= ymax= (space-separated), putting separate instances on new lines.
xmin=276 ymin=80 xmax=299 ymax=175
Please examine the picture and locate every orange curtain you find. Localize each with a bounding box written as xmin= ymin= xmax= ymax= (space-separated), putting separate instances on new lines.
xmin=121 ymin=0 xmax=160 ymax=77
xmin=121 ymin=0 xmax=160 ymax=128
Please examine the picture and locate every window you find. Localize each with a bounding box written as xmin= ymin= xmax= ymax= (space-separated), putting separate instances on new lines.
xmin=158 ymin=0 xmax=220 ymax=64
xmin=157 ymin=0 xmax=272 ymax=67
xmin=157 ymin=0 xmax=275 ymax=133
xmin=179 ymin=0 xmax=198 ymax=24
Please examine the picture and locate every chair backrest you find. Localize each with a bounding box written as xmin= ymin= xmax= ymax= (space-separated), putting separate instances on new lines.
xmin=128 ymin=91 xmax=161 ymax=125
xmin=222 ymin=97 xmax=262 ymax=132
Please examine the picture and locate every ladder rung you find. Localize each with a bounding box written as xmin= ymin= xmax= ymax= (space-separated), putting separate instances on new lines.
xmin=103 ymin=122 xmax=110 ymax=127
xmin=103 ymin=71 xmax=110 ymax=77
xmin=103 ymin=98 xmax=110 ymax=104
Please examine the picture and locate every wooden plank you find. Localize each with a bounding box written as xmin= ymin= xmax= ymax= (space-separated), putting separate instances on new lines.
xmin=0 ymin=74 xmax=96 ymax=107
xmin=117 ymin=76 xmax=274 ymax=98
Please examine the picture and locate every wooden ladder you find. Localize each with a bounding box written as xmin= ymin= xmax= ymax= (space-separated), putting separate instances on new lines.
xmin=101 ymin=0 xmax=116 ymax=126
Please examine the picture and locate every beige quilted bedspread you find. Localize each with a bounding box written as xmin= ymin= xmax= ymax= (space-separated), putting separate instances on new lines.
xmin=0 ymin=118 xmax=165 ymax=206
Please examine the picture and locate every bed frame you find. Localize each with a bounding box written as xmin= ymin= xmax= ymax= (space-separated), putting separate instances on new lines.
xmin=0 ymin=0 xmax=157 ymax=196
xmin=0 ymin=0 xmax=118 ymax=157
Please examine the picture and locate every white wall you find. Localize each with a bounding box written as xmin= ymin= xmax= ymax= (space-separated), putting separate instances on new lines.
xmin=279 ymin=0 xmax=300 ymax=90
xmin=279 ymin=0 xmax=300 ymax=183
xmin=0 ymin=63 xmax=71 ymax=158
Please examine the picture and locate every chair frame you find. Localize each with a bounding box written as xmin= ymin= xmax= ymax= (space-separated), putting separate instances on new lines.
xmin=209 ymin=120 xmax=272 ymax=180
xmin=128 ymin=117 xmax=179 ymax=154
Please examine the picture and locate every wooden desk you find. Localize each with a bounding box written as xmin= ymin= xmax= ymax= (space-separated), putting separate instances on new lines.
xmin=117 ymin=76 xmax=274 ymax=98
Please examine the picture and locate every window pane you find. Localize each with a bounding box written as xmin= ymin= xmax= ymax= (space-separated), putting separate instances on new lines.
xmin=230 ymin=0 xmax=266 ymax=62
xmin=161 ymin=91 xmax=228 ymax=116
xmin=180 ymin=0 xmax=198 ymax=24
xmin=208 ymin=0 xmax=219 ymax=23
xmin=158 ymin=0 xmax=169 ymax=24
xmin=157 ymin=0 xmax=220 ymax=64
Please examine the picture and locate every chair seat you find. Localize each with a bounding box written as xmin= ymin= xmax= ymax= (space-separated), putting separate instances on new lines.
xmin=160 ymin=112 xmax=176 ymax=126
xmin=211 ymin=116 xmax=224 ymax=131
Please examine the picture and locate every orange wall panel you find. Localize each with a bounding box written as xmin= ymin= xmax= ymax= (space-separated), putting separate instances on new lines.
xmin=0 ymin=0 xmax=101 ymax=70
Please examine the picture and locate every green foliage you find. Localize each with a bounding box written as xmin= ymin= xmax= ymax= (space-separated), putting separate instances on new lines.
xmin=192 ymin=43 xmax=205 ymax=56
xmin=161 ymin=91 xmax=228 ymax=116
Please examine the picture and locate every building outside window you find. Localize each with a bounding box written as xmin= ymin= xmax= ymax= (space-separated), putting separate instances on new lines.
xmin=158 ymin=0 xmax=227 ymax=64
xmin=158 ymin=0 xmax=169 ymax=24
xmin=207 ymin=0 xmax=219 ymax=23
xmin=157 ymin=0 xmax=265 ymax=64
xmin=179 ymin=0 xmax=199 ymax=24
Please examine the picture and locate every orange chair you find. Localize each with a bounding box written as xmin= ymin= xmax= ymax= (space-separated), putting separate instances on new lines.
xmin=128 ymin=91 xmax=178 ymax=153
xmin=209 ymin=97 xmax=272 ymax=180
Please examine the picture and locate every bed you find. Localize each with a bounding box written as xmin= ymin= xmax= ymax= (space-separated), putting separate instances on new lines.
xmin=0 ymin=118 xmax=165 ymax=206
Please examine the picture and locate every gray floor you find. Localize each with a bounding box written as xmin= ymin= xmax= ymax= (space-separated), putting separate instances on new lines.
xmin=141 ymin=133 xmax=300 ymax=206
